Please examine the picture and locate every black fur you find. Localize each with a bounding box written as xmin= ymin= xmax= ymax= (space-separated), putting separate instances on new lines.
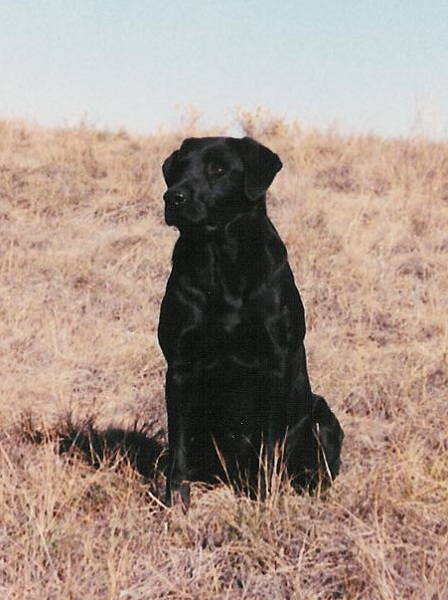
xmin=158 ymin=136 xmax=343 ymax=507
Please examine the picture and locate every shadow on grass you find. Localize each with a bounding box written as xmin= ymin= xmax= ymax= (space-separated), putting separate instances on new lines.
xmin=16 ymin=412 xmax=168 ymax=491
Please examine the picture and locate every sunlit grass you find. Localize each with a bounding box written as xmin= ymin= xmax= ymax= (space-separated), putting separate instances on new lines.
xmin=0 ymin=114 xmax=447 ymax=598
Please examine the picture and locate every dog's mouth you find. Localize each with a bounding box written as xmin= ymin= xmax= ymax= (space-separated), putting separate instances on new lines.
xmin=164 ymin=205 xmax=219 ymax=236
xmin=164 ymin=205 xmax=193 ymax=229
xmin=166 ymin=220 xmax=219 ymax=237
xmin=164 ymin=205 xmax=177 ymax=227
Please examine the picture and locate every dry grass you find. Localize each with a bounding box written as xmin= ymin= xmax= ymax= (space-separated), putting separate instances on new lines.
xmin=1 ymin=115 xmax=447 ymax=599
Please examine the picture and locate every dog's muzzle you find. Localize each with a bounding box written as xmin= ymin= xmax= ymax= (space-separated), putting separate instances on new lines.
xmin=163 ymin=189 xmax=187 ymax=207
xmin=163 ymin=189 xmax=188 ymax=225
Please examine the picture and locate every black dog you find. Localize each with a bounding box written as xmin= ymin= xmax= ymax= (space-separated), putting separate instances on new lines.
xmin=158 ymin=136 xmax=343 ymax=507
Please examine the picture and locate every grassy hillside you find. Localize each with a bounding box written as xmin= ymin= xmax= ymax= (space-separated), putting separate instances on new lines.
xmin=0 ymin=116 xmax=447 ymax=598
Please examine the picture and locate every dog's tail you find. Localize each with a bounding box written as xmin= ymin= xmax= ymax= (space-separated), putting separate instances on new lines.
xmin=285 ymin=395 xmax=344 ymax=493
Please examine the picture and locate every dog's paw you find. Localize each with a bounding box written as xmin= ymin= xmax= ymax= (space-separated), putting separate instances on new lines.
xmin=166 ymin=482 xmax=191 ymax=513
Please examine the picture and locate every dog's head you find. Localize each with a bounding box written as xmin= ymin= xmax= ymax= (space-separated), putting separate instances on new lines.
xmin=162 ymin=137 xmax=282 ymax=233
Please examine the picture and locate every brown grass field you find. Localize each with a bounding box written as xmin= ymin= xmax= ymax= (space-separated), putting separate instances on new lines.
xmin=1 ymin=113 xmax=447 ymax=599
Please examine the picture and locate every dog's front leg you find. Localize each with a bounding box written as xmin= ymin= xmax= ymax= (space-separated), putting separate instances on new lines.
xmin=166 ymin=429 xmax=190 ymax=510
xmin=165 ymin=372 xmax=191 ymax=510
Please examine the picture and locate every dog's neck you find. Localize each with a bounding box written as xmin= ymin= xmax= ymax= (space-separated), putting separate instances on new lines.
xmin=172 ymin=202 xmax=287 ymax=290
xmin=177 ymin=203 xmax=268 ymax=246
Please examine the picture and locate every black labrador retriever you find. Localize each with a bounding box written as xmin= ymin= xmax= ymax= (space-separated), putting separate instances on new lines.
xmin=158 ymin=136 xmax=343 ymax=507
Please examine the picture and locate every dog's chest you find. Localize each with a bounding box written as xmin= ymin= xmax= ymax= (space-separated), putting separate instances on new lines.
xmin=188 ymin=243 xmax=246 ymax=328
xmin=172 ymin=242 xmax=268 ymax=354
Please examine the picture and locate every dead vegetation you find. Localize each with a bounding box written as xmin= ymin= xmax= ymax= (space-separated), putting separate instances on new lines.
xmin=0 ymin=115 xmax=447 ymax=598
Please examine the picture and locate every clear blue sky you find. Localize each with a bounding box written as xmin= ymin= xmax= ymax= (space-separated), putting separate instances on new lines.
xmin=1 ymin=0 xmax=447 ymax=138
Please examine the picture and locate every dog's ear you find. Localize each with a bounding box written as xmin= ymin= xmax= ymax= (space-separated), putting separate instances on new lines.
xmin=162 ymin=149 xmax=180 ymax=186
xmin=239 ymin=137 xmax=282 ymax=201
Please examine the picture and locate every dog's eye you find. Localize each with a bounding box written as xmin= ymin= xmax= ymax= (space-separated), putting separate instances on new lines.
xmin=208 ymin=162 xmax=226 ymax=178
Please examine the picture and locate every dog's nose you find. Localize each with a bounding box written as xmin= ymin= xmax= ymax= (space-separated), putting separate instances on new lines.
xmin=164 ymin=190 xmax=187 ymax=206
